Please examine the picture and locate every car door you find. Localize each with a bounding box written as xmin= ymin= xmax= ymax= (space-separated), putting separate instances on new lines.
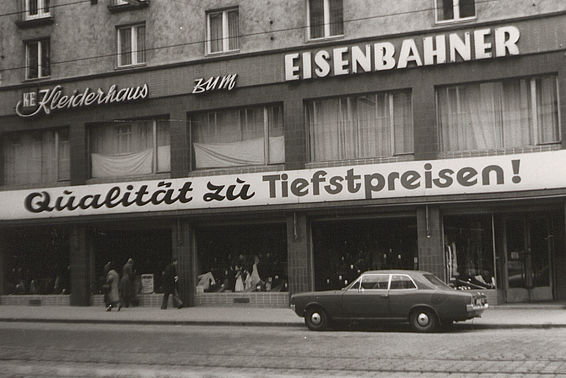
xmin=341 ymin=274 xmax=390 ymax=318
xmin=387 ymin=274 xmax=420 ymax=319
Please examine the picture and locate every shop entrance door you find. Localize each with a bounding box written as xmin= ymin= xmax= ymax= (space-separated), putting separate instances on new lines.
xmin=504 ymin=216 xmax=553 ymax=303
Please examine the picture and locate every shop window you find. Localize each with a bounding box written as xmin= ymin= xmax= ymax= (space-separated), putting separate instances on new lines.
xmin=307 ymin=0 xmax=343 ymax=40
xmin=89 ymin=119 xmax=170 ymax=178
xmin=206 ymin=8 xmax=239 ymax=54
xmin=438 ymin=75 xmax=560 ymax=152
xmin=435 ymin=0 xmax=475 ymax=22
xmin=312 ymin=218 xmax=418 ymax=291
xmin=195 ymin=223 xmax=288 ymax=293
xmin=25 ymin=38 xmax=50 ymax=80
xmin=305 ymin=90 xmax=413 ymax=162
xmin=93 ymin=229 xmax=171 ymax=295
xmin=117 ymin=23 xmax=146 ymax=67
xmin=4 ymin=227 xmax=69 ymax=295
xmin=190 ymin=104 xmax=284 ymax=169
xmin=443 ymin=215 xmax=496 ymax=290
xmin=22 ymin=0 xmax=51 ymax=20
xmin=2 ymin=128 xmax=69 ymax=186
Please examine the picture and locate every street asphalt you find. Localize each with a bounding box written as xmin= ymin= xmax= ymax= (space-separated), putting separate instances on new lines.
xmin=0 ymin=303 xmax=565 ymax=329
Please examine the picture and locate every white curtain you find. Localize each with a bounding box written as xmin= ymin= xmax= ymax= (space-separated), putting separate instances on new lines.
xmin=227 ymin=10 xmax=239 ymax=50
xmin=209 ymin=12 xmax=223 ymax=52
xmin=90 ymin=121 xmax=154 ymax=177
xmin=91 ymin=149 xmax=153 ymax=178
xmin=2 ymin=129 xmax=68 ymax=186
xmin=439 ymin=75 xmax=559 ymax=151
xmin=191 ymin=105 xmax=284 ymax=169
xmin=306 ymin=91 xmax=413 ymax=162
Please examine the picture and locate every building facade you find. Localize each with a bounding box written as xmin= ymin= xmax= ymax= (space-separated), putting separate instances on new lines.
xmin=1 ymin=0 xmax=565 ymax=307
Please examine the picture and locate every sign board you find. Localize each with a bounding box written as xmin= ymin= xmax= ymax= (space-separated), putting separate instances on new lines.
xmin=141 ymin=274 xmax=154 ymax=294
xmin=2 ymin=151 xmax=566 ymax=220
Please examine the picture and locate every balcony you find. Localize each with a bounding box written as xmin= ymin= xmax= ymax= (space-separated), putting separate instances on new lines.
xmin=108 ymin=0 xmax=149 ymax=13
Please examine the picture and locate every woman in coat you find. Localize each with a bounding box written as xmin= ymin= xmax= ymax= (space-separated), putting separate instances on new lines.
xmin=105 ymin=263 xmax=120 ymax=311
xmin=119 ymin=258 xmax=134 ymax=310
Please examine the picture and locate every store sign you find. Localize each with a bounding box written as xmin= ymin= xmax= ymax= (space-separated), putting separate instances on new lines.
xmin=15 ymin=83 xmax=149 ymax=118
xmin=192 ymin=74 xmax=237 ymax=94
xmin=2 ymin=150 xmax=566 ymax=220
xmin=284 ymin=26 xmax=520 ymax=81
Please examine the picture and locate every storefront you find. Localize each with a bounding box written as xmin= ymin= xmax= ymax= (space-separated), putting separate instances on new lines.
xmin=1 ymin=14 xmax=565 ymax=307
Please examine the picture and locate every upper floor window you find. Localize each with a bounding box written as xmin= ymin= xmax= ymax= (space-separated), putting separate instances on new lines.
xmin=2 ymin=128 xmax=69 ymax=186
xmin=190 ymin=104 xmax=284 ymax=169
xmin=437 ymin=75 xmax=560 ymax=152
xmin=305 ymin=90 xmax=413 ymax=162
xmin=117 ymin=23 xmax=146 ymax=67
xmin=25 ymin=38 xmax=50 ymax=80
xmin=435 ymin=0 xmax=475 ymax=23
xmin=23 ymin=0 xmax=50 ymax=20
xmin=206 ymin=8 xmax=239 ymax=54
xmin=89 ymin=120 xmax=169 ymax=178
xmin=307 ymin=0 xmax=343 ymax=40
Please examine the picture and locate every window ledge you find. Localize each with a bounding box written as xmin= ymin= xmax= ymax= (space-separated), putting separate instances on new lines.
xmin=305 ymin=34 xmax=344 ymax=44
xmin=23 ymin=75 xmax=51 ymax=83
xmin=15 ymin=16 xmax=54 ymax=28
xmin=189 ymin=164 xmax=286 ymax=178
xmin=115 ymin=63 xmax=147 ymax=71
xmin=205 ymin=49 xmax=241 ymax=57
xmin=86 ymin=172 xmax=170 ymax=185
xmin=434 ymin=16 xmax=477 ymax=26
xmin=0 ymin=180 xmax=70 ymax=192
xmin=108 ymin=0 xmax=149 ymax=13
xmin=306 ymin=155 xmax=414 ymax=169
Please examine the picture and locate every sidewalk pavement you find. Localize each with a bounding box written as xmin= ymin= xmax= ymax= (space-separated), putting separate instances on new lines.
xmin=0 ymin=304 xmax=565 ymax=329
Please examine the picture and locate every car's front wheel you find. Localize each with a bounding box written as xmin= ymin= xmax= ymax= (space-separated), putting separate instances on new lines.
xmin=410 ymin=308 xmax=438 ymax=332
xmin=305 ymin=307 xmax=328 ymax=331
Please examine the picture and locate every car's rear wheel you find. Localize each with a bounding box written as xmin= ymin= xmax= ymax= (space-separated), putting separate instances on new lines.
xmin=410 ymin=308 xmax=438 ymax=332
xmin=305 ymin=307 xmax=328 ymax=331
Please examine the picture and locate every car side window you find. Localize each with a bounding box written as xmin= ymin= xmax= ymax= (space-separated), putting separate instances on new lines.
xmin=360 ymin=274 xmax=389 ymax=290
xmin=390 ymin=274 xmax=417 ymax=290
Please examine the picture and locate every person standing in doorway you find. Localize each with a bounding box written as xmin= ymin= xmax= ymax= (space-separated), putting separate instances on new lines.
xmin=161 ymin=258 xmax=183 ymax=309
xmin=119 ymin=258 xmax=134 ymax=310
xmin=105 ymin=262 xmax=120 ymax=311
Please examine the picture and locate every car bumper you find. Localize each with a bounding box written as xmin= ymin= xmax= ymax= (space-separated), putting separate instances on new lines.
xmin=466 ymin=303 xmax=489 ymax=317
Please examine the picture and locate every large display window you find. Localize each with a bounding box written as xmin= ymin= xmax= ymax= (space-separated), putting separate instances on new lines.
xmin=4 ymin=227 xmax=69 ymax=295
xmin=443 ymin=215 xmax=496 ymax=289
xmin=312 ymin=217 xmax=417 ymax=291
xmin=93 ymin=229 xmax=172 ymax=296
xmin=195 ymin=223 xmax=287 ymax=293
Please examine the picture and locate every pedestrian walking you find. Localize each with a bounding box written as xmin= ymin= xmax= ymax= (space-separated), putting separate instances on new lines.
xmin=105 ymin=262 xmax=120 ymax=311
xmin=161 ymin=258 xmax=183 ymax=309
xmin=119 ymin=258 xmax=134 ymax=310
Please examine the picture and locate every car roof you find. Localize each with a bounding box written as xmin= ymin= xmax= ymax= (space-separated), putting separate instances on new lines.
xmin=361 ymin=270 xmax=431 ymax=276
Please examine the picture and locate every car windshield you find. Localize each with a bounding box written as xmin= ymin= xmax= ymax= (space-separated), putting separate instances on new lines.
xmin=423 ymin=274 xmax=453 ymax=290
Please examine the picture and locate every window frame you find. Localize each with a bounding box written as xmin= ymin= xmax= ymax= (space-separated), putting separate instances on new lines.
xmin=206 ymin=7 xmax=240 ymax=55
xmin=1 ymin=127 xmax=69 ymax=187
xmin=88 ymin=119 xmax=169 ymax=179
xmin=25 ymin=38 xmax=50 ymax=80
xmin=23 ymin=0 xmax=51 ymax=21
xmin=305 ymin=90 xmax=415 ymax=163
xmin=436 ymin=75 xmax=562 ymax=152
xmin=434 ymin=0 xmax=476 ymax=24
xmin=306 ymin=0 xmax=344 ymax=41
xmin=116 ymin=23 xmax=146 ymax=68
xmin=189 ymin=104 xmax=284 ymax=170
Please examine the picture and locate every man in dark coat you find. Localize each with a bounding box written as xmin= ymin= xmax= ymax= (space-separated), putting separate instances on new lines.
xmin=161 ymin=258 xmax=183 ymax=309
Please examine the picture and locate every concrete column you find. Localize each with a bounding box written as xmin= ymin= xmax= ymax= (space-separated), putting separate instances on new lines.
xmin=412 ymin=80 xmax=438 ymax=161
xmin=0 ymin=235 xmax=6 ymax=295
xmin=283 ymin=97 xmax=306 ymax=171
xmin=169 ymin=110 xmax=189 ymax=178
xmin=172 ymin=220 xmax=195 ymax=307
xmin=416 ymin=205 xmax=445 ymax=280
xmin=286 ymin=212 xmax=313 ymax=294
xmin=70 ymin=225 xmax=91 ymax=306
xmin=69 ymin=120 xmax=88 ymax=186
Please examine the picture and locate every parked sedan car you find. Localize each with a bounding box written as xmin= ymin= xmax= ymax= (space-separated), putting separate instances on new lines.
xmin=290 ymin=270 xmax=488 ymax=332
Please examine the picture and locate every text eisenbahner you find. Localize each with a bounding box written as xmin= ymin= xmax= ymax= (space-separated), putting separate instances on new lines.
xmin=284 ymin=26 xmax=520 ymax=81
